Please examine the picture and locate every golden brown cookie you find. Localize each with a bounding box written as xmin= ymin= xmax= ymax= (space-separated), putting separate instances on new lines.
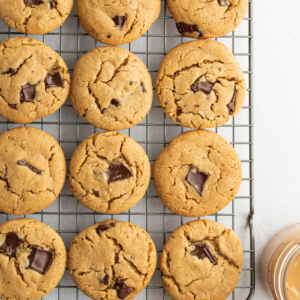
xmin=69 ymin=131 xmax=151 ymax=214
xmin=153 ymin=130 xmax=242 ymax=217
xmin=0 ymin=0 xmax=74 ymax=35
xmin=69 ymin=220 xmax=157 ymax=300
xmin=156 ymin=39 xmax=246 ymax=129
xmin=0 ymin=37 xmax=70 ymax=124
xmin=77 ymin=0 xmax=161 ymax=45
xmin=71 ymin=46 xmax=153 ymax=131
xmin=0 ymin=218 xmax=67 ymax=300
xmin=0 ymin=127 xmax=66 ymax=215
xmin=161 ymin=219 xmax=243 ymax=300
xmin=167 ymin=0 xmax=248 ymax=39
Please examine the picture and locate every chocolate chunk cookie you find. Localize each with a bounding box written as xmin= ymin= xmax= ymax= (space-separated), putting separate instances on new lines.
xmin=0 ymin=37 xmax=70 ymax=124
xmin=0 ymin=0 xmax=74 ymax=35
xmin=156 ymin=39 xmax=246 ymax=129
xmin=0 ymin=218 xmax=67 ymax=300
xmin=153 ymin=130 xmax=242 ymax=217
xmin=68 ymin=220 xmax=157 ymax=300
xmin=77 ymin=0 xmax=161 ymax=45
xmin=69 ymin=131 xmax=151 ymax=214
xmin=167 ymin=0 xmax=248 ymax=39
xmin=161 ymin=219 xmax=243 ymax=300
xmin=71 ymin=46 xmax=153 ymax=131
xmin=0 ymin=127 xmax=66 ymax=215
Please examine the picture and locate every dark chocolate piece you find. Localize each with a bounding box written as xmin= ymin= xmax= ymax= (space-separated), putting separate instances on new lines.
xmin=114 ymin=282 xmax=131 ymax=299
xmin=111 ymin=99 xmax=121 ymax=107
xmin=140 ymin=82 xmax=146 ymax=93
xmin=93 ymin=189 xmax=99 ymax=197
xmin=227 ymin=87 xmax=237 ymax=114
xmin=105 ymin=164 xmax=133 ymax=184
xmin=21 ymin=84 xmax=36 ymax=103
xmin=186 ymin=166 xmax=209 ymax=196
xmin=101 ymin=274 xmax=109 ymax=285
xmin=27 ymin=246 xmax=54 ymax=275
xmin=2 ymin=68 xmax=17 ymax=76
xmin=112 ymin=15 xmax=127 ymax=29
xmin=176 ymin=22 xmax=203 ymax=37
xmin=8 ymin=104 xmax=17 ymax=110
xmin=96 ymin=222 xmax=116 ymax=235
xmin=26 ymin=0 xmax=44 ymax=6
xmin=218 ymin=0 xmax=229 ymax=6
xmin=190 ymin=243 xmax=217 ymax=265
xmin=0 ymin=232 xmax=23 ymax=253
xmin=45 ymin=72 xmax=64 ymax=88
xmin=191 ymin=81 xmax=214 ymax=94
xmin=49 ymin=1 xmax=56 ymax=8
xmin=17 ymin=160 xmax=42 ymax=175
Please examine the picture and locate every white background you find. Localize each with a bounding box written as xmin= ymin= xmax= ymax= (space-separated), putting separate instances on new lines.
xmin=254 ymin=0 xmax=300 ymax=298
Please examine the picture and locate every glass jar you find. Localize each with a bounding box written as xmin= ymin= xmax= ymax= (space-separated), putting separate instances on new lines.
xmin=267 ymin=223 xmax=300 ymax=300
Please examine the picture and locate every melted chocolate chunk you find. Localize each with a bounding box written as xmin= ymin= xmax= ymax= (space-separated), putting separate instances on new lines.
xmin=111 ymin=99 xmax=121 ymax=107
xmin=8 ymin=104 xmax=17 ymax=110
xmin=186 ymin=167 xmax=209 ymax=196
xmin=49 ymin=1 xmax=56 ymax=8
xmin=96 ymin=222 xmax=116 ymax=235
xmin=112 ymin=15 xmax=127 ymax=29
xmin=190 ymin=243 xmax=217 ymax=265
xmin=0 ymin=232 xmax=23 ymax=253
xmin=114 ymin=282 xmax=131 ymax=299
xmin=227 ymin=87 xmax=237 ymax=114
xmin=17 ymin=160 xmax=42 ymax=175
xmin=2 ymin=68 xmax=17 ymax=76
xmin=218 ymin=0 xmax=229 ymax=6
xmin=45 ymin=72 xmax=64 ymax=89
xmin=26 ymin=0 xmax=44 ymax=6
xmin=27 ymin=246 xmax=54 ymax=275
xmin=93 ymin=189 xmax=100 ymax=197
xmin=21 ymin=84 xmax=36 ymax=103
xmin=191 ymin=81 xmax=214 ymax=94
xmin=105 ymin=164 xmax=133 ymax=184
xmin=140 ymin=82 xmax=146 ymax=93
xmin=176 ymin=22 xmax=203 ymax=37
xmin=101 ymin=274 xmax=109 ymax=285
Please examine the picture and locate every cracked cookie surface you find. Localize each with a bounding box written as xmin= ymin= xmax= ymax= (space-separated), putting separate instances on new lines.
xmin=77 ymin=0 xmax=161 ymax=45
xmin=167 ymin=0 xmax=248 ymax=38
xmin=0 ymin=37 xmax=70 ymax=124
xmin=161 ymin=219 xmax=243 ymax=300
xmin=0 ymin=127 xmax=66 ymax=215
xmin=153 ymin=130 xmax=242 ymax=217
xmin=69 ymin=131 xmax=151 ymax=214
xmin=68 ymin=220 xmax=157 ymax=300
xmin=0 ymin=0 xmax=73 ymax=35
xmin=156 ymin=39 xmax=246 ymax=129
xmin=71 ymin=46 xmax=153 ymax=131
xmin=0 ymin=218 xmax=67 ymax=300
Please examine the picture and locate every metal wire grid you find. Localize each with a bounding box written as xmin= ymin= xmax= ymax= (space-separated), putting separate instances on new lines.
xmin=0 ymin=0 xmax=254 ymax=299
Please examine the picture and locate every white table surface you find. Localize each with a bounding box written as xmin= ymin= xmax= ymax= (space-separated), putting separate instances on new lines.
xmin=254 ymin=0 xmax=300 ymax=298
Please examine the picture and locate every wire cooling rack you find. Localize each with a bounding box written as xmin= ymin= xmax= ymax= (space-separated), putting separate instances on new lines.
xmin=0 ymin=1 xmax=254 ymax=299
